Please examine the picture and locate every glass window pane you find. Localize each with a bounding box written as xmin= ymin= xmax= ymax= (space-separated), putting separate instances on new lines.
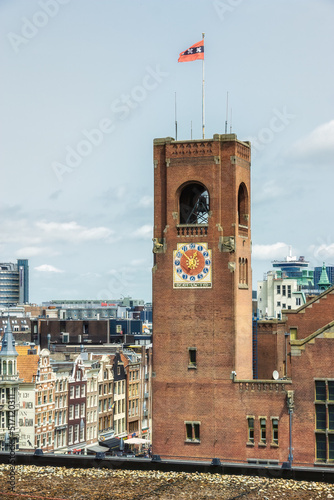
xmin=328 ymin=382 xmax=334 ymax=401
xmin=329 ymin=434 xmax=334 ymax=461
xmin=316 ymin=405 xmax=326 ymax=430
xmin=194 ymin=424 xmax=200 ymax=440
xmin=186 ymin=423 xmax=192 ymax=440
xmin=315 ymin=381 xmax=326 ymax=401
xmin=329 ymin=406 xmax=334 ymax=431
xmin=316 ymin=433 xmax=326 ymax=461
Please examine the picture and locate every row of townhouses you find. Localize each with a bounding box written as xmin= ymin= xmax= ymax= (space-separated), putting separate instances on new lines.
xmin=0 ymin=320 xmax=152 ymax=454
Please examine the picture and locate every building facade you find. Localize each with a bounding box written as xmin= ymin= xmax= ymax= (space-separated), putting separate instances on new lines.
xmin=152 ymin=134 xmax=253 ymax=459
xmin=0 ymin=260 xmax=29 ymax=307
xmin=67 ymin=356 xmax=86 ymax=454
xmin=0 ymin=320 xmax=20 ymax=451
xmin=257 ymin=272 xmax=305 ymax=319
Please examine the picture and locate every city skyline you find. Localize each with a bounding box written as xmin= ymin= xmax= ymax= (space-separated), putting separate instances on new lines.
xmin=1 ymin=0 xmax=333 ymax=303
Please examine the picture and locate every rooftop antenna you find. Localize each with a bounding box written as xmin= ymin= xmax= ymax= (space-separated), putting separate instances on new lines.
xmin=174 ymin=92 xmax=178 ymax=140
xmin=230 ymin=107 xmax=233 ymax=133
xmin=225 ymin=91 xmax=229 ymax=134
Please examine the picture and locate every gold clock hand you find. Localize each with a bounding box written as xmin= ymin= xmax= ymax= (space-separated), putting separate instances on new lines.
xmin=180 ymin=249 xmax=190 ymax=261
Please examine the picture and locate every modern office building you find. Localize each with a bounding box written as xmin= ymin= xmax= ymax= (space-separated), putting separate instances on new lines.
xmin=0 ymin=260 xmax=29 ymax=307
xmin=257 ymin=253 xmax=314 ymax=319
xmin=271 ymin=253 xmax=313 ymax=286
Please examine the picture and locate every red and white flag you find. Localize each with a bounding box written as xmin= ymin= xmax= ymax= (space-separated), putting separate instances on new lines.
xmin=178 ymin=40 xmax=204 ymax=62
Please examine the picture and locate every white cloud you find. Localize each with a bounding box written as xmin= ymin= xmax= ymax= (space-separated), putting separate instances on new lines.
xmin=35 ymin=264 xmax=64 ymax=273
xmin=252 ymin=242 xmax=289 ymax=260
xmin=290 ymin=120 xmax=334 ymax=161
xmin=133 ymin=224 xmax=152 ymax=239
xmin=0 ymin=219 xmax=42 ymax=246
xmin=15 ymin=246 xmax=57 ymax=258
xmin=309 ymin=243 xmax=334 ymax=262
xmin=35 ymin=221 xmax=114 ymax=242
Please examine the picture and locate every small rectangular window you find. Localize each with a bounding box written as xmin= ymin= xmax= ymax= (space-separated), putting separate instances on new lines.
xmin=276 ymin=285 xmax=281 ymax=294
xmin=287 ymin=285 xmax=291 ymax=298
xmin=316 ymin=405 xmax=326 ymax=430
xmin=316 ymin=433 xmax=326 ymax=461
xmin=329 ymin=434 xmax=334 ymax=461
xmin=272 ymin=418 xmax=279 ymax=445
xmin=260 ymin=418 xmax=266 ymax=444
xmin=185 ymin=421 xmax=200 ymax=442
xmin=247 ymin=418 xmax=254 ymax=444
xmin=277 ymin=301 xmax=281 ymax=307
xmin=282 ymin=285 xmax=286 ymax=296
xmin=328 ymin=382 xmax=334 ymax=401
xmin=315 ymin=381 xmax=326 ymax=401
xmin=296 ymin=298 xmax=301 ymax=306
xmin=188 ymin=348 xmax=197 ymax=368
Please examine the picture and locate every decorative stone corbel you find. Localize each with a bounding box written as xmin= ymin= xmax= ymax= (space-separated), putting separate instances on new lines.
xmin=152 ymin=238 xmax=165 ymax=254
xmin=219 ymin=236 xmax=235 ymax=253
xmin=228 ymin=262 xmax=236 ymax=273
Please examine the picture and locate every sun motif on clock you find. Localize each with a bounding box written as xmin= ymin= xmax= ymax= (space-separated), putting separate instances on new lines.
xmin=173 ymin=243 xmax=212 ymax=288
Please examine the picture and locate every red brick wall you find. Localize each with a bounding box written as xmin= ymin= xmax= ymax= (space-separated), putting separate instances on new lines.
xmin=290 ymin=336 xmax=334 ymax=465
xmin=257 ymin=321 xmax=286 ymax=379
xmin=285 ymin=288 xmax=334 ymax=339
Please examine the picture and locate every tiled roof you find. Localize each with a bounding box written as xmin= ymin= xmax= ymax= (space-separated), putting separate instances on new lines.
xmin=16 ymin=346 xmax=33 ymax=356
xmin=17 ymin=355 xmax=39 ymax=383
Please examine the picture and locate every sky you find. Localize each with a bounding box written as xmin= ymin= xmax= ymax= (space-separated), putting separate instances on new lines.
xmin=0 ymin=0 xmax=333 ymax=304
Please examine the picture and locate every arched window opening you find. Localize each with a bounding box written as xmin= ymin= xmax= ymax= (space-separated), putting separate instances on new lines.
xmin=8 ymin=361 xmax=13 ymax=375
xmin=179 ymin=183 xmax=209 ymax=225
xmin=238 ymin=183 xmax=248 ymax=227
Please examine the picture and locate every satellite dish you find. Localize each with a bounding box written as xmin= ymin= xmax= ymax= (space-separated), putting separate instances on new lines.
xmin=272 ymin=370 xmax=279 ymax=380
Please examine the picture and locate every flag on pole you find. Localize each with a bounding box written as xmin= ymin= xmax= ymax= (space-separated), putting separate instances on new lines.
xmin=178 ymin=40 xmax=204 ymax=62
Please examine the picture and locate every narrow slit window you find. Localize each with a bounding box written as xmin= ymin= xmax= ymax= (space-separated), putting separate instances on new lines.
xmin=272 ymin=419 xmax=279 ymax=445
xmin=260 ymin=418 xmax=266 ymax=444
xmin=188 ymin=348 xmax=197 ymax=368
xmin=247 ymin=418 xmax=254 ymax=444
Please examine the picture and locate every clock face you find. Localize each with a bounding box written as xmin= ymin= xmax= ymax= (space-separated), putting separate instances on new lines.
xmin=173 ymin=243 xmax=212 ymax=288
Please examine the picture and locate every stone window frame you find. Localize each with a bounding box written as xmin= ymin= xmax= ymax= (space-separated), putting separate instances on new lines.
xmin=258 ymin=416 xmax=267 ymax=446
xmin=184 ymin=421 xmax=201 ymax=443
xmin=246 ymin=415 xmax=255 ymax=446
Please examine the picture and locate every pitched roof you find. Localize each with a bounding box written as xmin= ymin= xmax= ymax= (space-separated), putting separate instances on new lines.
xmin=0 ymin=319 xmax=18 ymax=358
xmin=17 ymin=355 xmax=39 ymax=383
xmin=16 ymin=345 xmax=33 ymax=356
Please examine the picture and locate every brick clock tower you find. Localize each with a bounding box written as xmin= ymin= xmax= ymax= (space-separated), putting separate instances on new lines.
xmin=152 ymin=134 xmax=253 ymax=459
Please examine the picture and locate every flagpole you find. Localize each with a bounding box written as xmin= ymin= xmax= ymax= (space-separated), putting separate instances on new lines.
xmin=202 ymin=32 xmax=205 ymax=139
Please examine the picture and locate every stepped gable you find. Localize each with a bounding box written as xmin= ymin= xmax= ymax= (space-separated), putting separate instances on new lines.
xmin=285 ymin=284 xmax=334 ymax=340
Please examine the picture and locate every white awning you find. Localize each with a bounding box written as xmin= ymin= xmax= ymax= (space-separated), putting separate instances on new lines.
xmin=87 ymin=445 xmax=109 ymax=453
xmin=125 ymin=437 xmax=150 ymax=444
